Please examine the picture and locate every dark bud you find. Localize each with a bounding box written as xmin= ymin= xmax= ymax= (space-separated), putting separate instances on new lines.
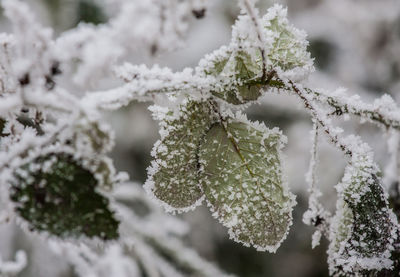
xmin=16 ymin=115 xmax=44 ymax=136
xmin=50 ymin=61 xmax=62 ymax=76
xmin=312 ymin=215 xmax=324 ymax=227
xmin=45 ymin=75 xmax=56 ymax=90
xmin=0 ymin=117 xmax=8 ymax=137
xmin=18 ymin=73 xmax=30 ymax=86
xmin=150 ymin=44 xmax=158 ymax=56
xmin=334 ymin=108 xmax=343 ymax=116
xmin=192 ymin=8 xmax=206 ymax=19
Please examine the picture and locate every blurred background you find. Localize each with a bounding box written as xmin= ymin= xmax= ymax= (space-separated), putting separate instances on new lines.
xmin=0 ymin=0 xmax=400 ymax=276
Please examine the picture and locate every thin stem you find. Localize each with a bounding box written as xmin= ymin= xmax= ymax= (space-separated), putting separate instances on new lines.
xmin=284 ymin=78 xmax=353 ymax=157
xmin=308 ymin=121 xmax=318 ymax=191
xmin=240 ymin=0 xmax=268 ymax=81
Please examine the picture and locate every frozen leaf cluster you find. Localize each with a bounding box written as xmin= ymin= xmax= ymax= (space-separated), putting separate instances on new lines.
xmin=196 ymin=5 xmax=313 ymax=104
xmin=146 ymin=100 xmax=295 ymax=252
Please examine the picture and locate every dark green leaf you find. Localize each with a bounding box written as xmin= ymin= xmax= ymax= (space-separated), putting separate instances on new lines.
xmin=328 ymin=162 xmax=397 ymax=276
xmin=10 ymin=152 xmax=119 ymax=240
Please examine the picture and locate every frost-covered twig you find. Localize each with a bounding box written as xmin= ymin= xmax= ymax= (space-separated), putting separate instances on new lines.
xmin=303 ymin=122 xmax=331 ymax=248
xmin=0 ymin=250 xmax=27 ymax=277
xmin=266 ymin=78 xmax=400 ymax=132
xmin=277 ymin=77 xmax=355 ymax=157
xmin=55 ymin=0 xmax=205 ymax=87
xmin=126 ymin=183 xmax=233 ymax=275
xmin=307 ymin=88 xmax=400 ymax=131
xmin=82 ymin=64 xmax=215 ymax=109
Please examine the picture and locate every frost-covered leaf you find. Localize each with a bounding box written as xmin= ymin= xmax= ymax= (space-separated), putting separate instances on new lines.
xmin=10 ymin=152 xmax=119 ymax=240
xmin=145 ymin=100 xmax=216 ymax=212
xmin=199 ymin=116 xmax=295 ymax=252
xmin=263 ymin=6 xmax=312 ymax=72
xmin=328 ymin=159 xmax=398 ymax=276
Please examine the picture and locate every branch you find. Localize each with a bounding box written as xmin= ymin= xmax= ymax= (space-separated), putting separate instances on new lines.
xmin=308 ymin=88 xmax=400 ymax=130
xmin=273 ymin=76 xmax=354 ymax=157
xmin=267 ymin=79 xmax=400 ymax=132
xmin=82 ymin=64 xmax=216 ymax=110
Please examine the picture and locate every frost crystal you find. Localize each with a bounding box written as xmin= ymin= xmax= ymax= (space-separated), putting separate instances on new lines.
xmin=199 ymin=114 xmax=295 ymax=252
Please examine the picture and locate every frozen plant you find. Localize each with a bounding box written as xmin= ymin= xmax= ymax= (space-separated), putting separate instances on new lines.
xmin=0 ymin=0 xmax=399 ymax=276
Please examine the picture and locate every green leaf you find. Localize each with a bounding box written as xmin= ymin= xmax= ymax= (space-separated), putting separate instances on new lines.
xmin=265 ymin=14 xmax=311 ymax=71
xmin=145 ymin=100 xmax=216 ymax=212
xmin=10 ymin=152 xmax=119 ymax=240
xmin=199 ymin=118 xmax=295 ymax=252
xmin=328 ymin=162 xmax=397 ymax=276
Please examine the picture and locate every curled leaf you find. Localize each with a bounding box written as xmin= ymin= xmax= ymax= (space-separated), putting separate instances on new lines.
xmin=10 ymin=152 xmax=119 ymax=240
xmin=199 ymin=116 xmax=295 ymax=252
xmin=145 ymin=100 xmax=216 ymax=212
xmin=328 ymin=160 xmax=398 ymax=276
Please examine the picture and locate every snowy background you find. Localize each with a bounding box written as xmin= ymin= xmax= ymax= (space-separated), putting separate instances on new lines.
xmin=0 ymin=0 xmax=399 ymax=276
